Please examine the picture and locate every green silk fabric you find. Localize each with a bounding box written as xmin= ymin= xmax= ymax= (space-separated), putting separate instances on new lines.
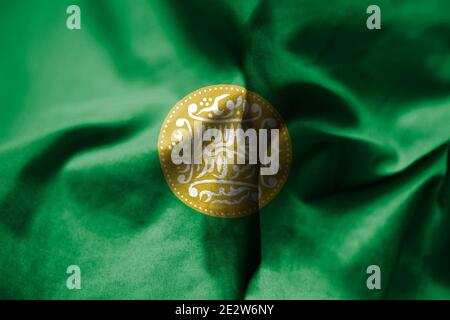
xmin=0 ymin=0 xmax=449 ymax=299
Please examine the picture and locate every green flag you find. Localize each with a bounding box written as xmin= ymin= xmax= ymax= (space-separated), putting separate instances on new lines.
xmin=0 ymin=0 xmax=449 ymax=299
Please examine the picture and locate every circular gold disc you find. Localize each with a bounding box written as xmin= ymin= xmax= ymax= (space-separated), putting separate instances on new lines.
xmin=158 ymin=84 xmax=291 ymax=217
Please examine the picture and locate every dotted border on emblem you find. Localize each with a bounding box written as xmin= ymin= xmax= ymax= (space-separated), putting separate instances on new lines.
xmin=157 ymin=84 xmax=292 ymax=218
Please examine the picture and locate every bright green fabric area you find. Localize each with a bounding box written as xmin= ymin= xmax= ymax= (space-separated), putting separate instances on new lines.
xmin=0 ymin=0 xmax=449 ymax=299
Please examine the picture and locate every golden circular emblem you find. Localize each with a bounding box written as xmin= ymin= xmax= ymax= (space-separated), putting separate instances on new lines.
xmin=158 ymin=84 xmax=291 ymax=217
